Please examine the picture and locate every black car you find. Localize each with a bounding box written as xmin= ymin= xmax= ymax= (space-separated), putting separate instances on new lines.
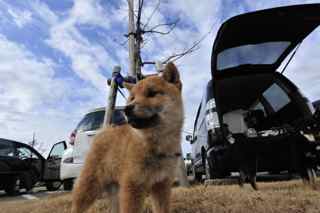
xmin=0 ymin=138 xmax=66 ymax=195
xmin=188 ymin=4 xmax=320 ymax=187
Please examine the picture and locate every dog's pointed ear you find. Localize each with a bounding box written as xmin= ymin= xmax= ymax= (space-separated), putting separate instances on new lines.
xmin=123 ymin=82 xmax=134 ymax=91
xmin=162 ymin=62 xmax=182 ymax=90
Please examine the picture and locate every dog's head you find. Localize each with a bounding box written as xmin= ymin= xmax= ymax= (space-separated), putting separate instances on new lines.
xmin=123 ymin=62 xmax=183 ymax=129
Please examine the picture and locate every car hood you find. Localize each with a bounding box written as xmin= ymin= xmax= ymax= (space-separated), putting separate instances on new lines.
xmin=211 ymin=4 xmax=320 ymax=74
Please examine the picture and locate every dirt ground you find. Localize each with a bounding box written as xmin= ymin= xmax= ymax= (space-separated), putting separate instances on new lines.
xmin=1 ymin=180 xmax=320 ymax=213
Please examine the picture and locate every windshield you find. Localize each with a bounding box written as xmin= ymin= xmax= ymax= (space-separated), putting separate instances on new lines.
xmin=76 ymin=111 xmax=105 ymax=132
xmin=76 ymin=109 xmax=125 ymax=132
xmin=217 ymin=41 xmax=290 ymax=70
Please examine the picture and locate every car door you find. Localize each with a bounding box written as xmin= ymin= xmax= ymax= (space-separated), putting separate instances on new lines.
xmin=43 ymin=141 xmax=66 ymax=181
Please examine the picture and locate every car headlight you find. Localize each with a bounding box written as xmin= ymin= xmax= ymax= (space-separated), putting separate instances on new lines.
xmin=63 ymin=157 xmax=74 ymax=163
xmin=206 ymin=99 xmax=220 ymax=131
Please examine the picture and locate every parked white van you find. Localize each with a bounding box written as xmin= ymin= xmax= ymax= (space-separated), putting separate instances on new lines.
xmin=60 ymin=107 xmax=126 ymax=190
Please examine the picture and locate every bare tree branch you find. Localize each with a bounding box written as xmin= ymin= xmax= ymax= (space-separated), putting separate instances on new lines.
xmin=142 ymin=0 xmax=161 ymax=30
xmin=162 ymin=26 xmax=215 ymax=63
xmin=142 ymin=18 xmax=179 ymax=36
xmin=141 ymin=26 xmax=214 ymax=66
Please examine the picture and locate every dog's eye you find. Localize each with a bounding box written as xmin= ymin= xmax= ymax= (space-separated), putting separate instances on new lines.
xmin=129 ymin=95 xmax=135 ymax=101
xmin=146 ymin=90 xmax=162 ymax=98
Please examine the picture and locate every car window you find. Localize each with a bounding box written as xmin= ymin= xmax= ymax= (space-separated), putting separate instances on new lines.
xmin=0 ymin=141 xmax=15 ymax=157
xmin=111 ymin=110 xmax=126 ymax=125
xmin=16 ymin=146 xmax=39 ymax=160
xmin=217 ymin=41 xmax=290 ymax=70
xmin=77 ymin=110 xmax=105 ymax=132
xmin=263 ymin=83 xmax=290 ymax=112
xmin=48 ymin=142 xmax=65 ymax=159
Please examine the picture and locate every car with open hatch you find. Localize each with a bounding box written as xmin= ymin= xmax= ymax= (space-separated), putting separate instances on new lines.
xmin=187 ymin=4 xmax=320 ymax=186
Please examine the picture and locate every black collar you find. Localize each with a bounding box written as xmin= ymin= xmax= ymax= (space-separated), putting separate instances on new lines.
xmin=127 ymin=114 xmax=160 ymax=129
xmin=155 ymin=152 xmax=182 ymax=159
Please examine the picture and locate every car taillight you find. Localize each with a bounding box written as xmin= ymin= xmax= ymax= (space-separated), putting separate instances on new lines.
xmin=69 ymin=130 xmax=76 ymax=145
xmin=205 ymin=98 xmax=220 ymax=131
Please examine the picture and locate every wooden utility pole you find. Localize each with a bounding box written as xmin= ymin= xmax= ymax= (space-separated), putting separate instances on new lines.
xmin=128 ymin=0 xmax=136 ymax=77
xmin=104 ymin=66 xmax=121 ymax=126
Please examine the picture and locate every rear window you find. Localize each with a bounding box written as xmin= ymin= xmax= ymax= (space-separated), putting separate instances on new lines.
xmin=0 ymin=141 xmax=15 ymax=157
xmin=263 ymin=83 xmax=290 ymax=112
xmin=76 ymin=109 xmax=126 ymax=131
xmin=111 ymin=110 xmax=126 ymax=125
xmin=217 ymin=41 xmax=290 ymax=70
xmin=77 ymin=111 xmax=105 ymax=132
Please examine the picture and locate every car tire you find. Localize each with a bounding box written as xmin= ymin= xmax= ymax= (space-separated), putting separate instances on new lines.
xmin=193 ymin=166 xmax=203 ymax=183
xmin=5 ymin=176 xmax=20 ymax=196
xmin=205 ymin=158 xmax=215 ymax=180
xmin=63 ymin=179 xmax=74 ymax=191
xmin=306 ymin=168 xmax=317 ymax=185
xmin=46 ymin=181 xmax=62 ymax=191
xmin=21 ymin=172 xmax=33 ymax=192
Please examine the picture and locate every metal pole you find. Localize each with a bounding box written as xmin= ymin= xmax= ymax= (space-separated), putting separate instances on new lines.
xmin=128 ymin=0 xmax=136 ymax=77
xmin=104 ymin=66 xmax=121 ymax=127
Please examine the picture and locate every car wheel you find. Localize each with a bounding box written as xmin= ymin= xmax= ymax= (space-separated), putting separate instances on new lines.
xmin=193 ymin=166 xmax=203 ymax=183
xmin=5 ymin=176 xmax=20 ymax=196
xmin=46 ymin=181 xmax=62 ymax=191
xmin=205 ymin=158 xmax=214 ymax=180
xmin=306 ymin=168 xmax=317 ymax=185
xmin=21 ymin=172 xmax=33 ymax=192
xmin=63 ymin=179 xmax=74 ymax=191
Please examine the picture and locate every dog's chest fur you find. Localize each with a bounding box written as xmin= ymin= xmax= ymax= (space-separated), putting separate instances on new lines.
xmin=144 ymin=153 xmax=179 ymax=184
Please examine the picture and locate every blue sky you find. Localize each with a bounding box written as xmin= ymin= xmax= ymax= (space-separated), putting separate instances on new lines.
xmin=1 ymin=0 xmax=320 ymax=155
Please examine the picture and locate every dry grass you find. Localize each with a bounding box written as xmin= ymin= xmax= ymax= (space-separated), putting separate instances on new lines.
xmin=2 ymin=180 xmax=320 ymax=213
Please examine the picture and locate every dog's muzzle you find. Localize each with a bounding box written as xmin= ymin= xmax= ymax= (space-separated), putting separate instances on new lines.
xmin=124 ymin=105 xmax=160 ymax=129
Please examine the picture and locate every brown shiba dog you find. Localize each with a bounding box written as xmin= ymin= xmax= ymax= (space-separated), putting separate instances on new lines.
xmin=71 ymin=62 xmax=184 ymax=213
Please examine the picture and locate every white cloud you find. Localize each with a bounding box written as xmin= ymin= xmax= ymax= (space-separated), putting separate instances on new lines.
xmin=7 ymin=7 xmax=32 ymax=28
xmin=0 ymin=33 xmax=108 ymax=155
xmin=70 ymin=0 xmax=110 ymax=29
xmin=0 ymin=35 xmax=68 ymax=146
xmin=30 ymin=1 xmax=116 ymax=91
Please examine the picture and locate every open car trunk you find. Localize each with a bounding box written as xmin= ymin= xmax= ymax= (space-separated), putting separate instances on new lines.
xmin=215 ymin=72 xmax=313 ymax=131
xmin=210 ymin=4 xmax=320 ymax=133
xmin=209 ymin=4 xmax=320 ymax=173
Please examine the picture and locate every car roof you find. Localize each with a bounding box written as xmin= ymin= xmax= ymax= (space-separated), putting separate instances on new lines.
xmin=0 ymin=138 xmax=45 ymax=160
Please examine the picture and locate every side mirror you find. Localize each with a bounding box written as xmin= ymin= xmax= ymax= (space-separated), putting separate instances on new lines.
xmin=186 ymin=135 xmax=193 ymax=142
xmin=186 ymin=153 xmax=192 ymax=160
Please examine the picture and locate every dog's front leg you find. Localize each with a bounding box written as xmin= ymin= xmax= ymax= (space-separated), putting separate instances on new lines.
xmin=119 ymin=182 xmax=146 ymax=213
xmin=150 ymin=179 xmax=172 ymax=213
xmin=71 ymin=173 xmax=102 ymax=213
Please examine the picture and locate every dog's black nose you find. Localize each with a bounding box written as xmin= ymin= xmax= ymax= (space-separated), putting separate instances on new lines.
xmin=124 ymin=104 xmax=134 ymax=116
